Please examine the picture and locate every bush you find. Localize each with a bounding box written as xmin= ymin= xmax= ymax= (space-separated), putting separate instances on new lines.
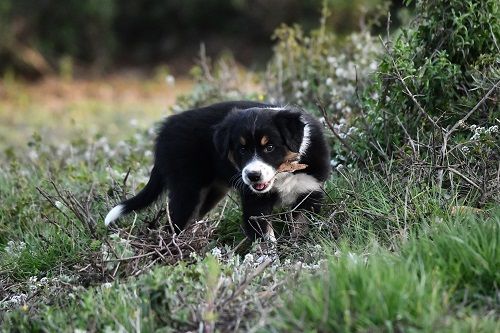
xmin=3 ymin=0 xmax=393 ymax=77
xmin=359 ymin=0 xmax=499 ymax=149
xmin=265 ymin=24 xmax=381 ymax=117
xmin=353 ymin=0 xmax=499 ymax=205
xmin=263 ymin=7 xmax=384 ymax=163
xmin=0 ymin=0 xmax=116 ymax=76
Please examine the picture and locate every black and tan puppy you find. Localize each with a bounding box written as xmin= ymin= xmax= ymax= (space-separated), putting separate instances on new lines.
xmin=105 ymin=101 xmax=330 ymax=240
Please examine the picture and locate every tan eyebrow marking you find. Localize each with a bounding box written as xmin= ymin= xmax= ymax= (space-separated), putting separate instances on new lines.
xmin=260 ymin=135 xmax=269 ymax=146
xmin=239 ymin=137 xmax=246 ymax=145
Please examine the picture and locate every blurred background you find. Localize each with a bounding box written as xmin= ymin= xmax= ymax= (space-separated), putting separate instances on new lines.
xmin=0 ymin=0 xmax=408 ymax=149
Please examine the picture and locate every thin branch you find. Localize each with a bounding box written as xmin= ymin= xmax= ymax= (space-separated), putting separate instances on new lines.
xmin=447 ymin=167 xmax=482 ymax=191
xmin=316 ymin=100 xmax=364 ymax=162
xmin=445 ymin=80 xmax=499 ymax=138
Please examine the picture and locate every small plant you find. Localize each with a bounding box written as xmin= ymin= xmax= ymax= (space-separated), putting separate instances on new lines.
xmin=173 ymin=45 xmax=260 ymax=111
xmin=1 ymin=1 xmax=498 ymax=331
xmin=265 ymin=6 xmax=382 ymax=120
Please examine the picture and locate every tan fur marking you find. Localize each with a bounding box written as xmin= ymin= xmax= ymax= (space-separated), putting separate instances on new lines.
xmin=239 ymin=137 xmax=246 ymax=145
xmin=260 ymin=135 xmax=269 ymax=146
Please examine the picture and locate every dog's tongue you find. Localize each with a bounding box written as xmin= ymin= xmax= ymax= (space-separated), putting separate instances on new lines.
xmin=254 ymin=183 xmax=267 ymax=190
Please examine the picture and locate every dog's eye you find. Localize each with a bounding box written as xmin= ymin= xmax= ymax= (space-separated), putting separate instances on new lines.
xmin=264 ymin=144 xmax=275 ymax=153
xmin=239 ymin=146 xmax=247 ymax=155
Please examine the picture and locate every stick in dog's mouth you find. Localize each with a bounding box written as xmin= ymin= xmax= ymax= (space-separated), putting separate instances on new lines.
xmin=274 ymin=152 xmax=308 ymax=176
xmin=249 ymin=153 xmax=308 ymax=192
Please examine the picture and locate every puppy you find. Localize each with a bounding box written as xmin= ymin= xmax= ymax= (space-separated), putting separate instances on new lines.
xmin=105 ymin=101 xmax=330 ymax=240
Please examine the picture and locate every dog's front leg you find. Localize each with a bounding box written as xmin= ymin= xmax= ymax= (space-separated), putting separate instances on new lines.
xmin=241 ymin=192 xmax=280 ymax=261
xmin=241 ymin=192 xmax=278 ymax=241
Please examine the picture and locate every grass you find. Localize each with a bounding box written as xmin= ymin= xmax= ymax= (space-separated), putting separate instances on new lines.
xmin=273 ymin=211 xmax=499 ymax=332
xmin=0 ymin=77 xmax=498 ymax=332
xmin=1 ymin=130 xmax=498 ymax=331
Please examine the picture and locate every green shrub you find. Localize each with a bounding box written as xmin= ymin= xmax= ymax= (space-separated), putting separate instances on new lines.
xmin=403 ymin=210 xmax=500 ymax=301
xmin=319 ymin=0 xmax=499 ymax=204
xmin=173 ymin=50 xmax=261 ymax=110
xmin=263 ymin=1 xmax=499 ymax=187
xmin=2 ymin=0 xmax=393 ymax=76
xmin=358 ymin=0 xmax=499 ymax=148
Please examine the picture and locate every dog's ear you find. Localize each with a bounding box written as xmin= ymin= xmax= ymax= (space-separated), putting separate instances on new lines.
xmin=213 ymin=121 xmax=231 ymax=158
xmin=274 ymin=110 xmax=305 ymax=152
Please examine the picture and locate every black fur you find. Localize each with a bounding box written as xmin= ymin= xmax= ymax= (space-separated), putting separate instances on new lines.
xmin=105 ymin=101 xmax=331 ymax=240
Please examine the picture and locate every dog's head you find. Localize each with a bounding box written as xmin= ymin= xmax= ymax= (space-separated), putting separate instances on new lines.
xmin=214 ymin=107 xmax=310 ymax=193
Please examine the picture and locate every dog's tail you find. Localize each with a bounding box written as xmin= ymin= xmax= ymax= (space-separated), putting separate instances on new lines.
xmin=105 ymin=166 xmax=165 ymax=226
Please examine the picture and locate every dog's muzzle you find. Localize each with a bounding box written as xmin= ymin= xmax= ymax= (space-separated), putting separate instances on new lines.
xmin=242 ymin=159 xmax=276 ymax=193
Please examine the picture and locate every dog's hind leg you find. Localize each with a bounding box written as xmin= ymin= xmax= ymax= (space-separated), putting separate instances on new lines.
xmin=167 ymin=185 xmax=207 ymax=233
xmin=198 ymin=184 xmax=229 ymax=218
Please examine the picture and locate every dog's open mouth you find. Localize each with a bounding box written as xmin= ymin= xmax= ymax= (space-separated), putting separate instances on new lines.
xmin=251 ymin=181 xmax=271 ymax=192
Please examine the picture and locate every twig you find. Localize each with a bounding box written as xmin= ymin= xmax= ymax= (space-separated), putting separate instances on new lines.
xmin=446 ymin=80 xmax=499 ymax=137
xmin=221 ymin=259 xmax=272 ymax=306
xmin=103 ymin=251 xmax=155 ymax=263
xmin=316 ymin=99 xmax=364 ymax=162
xmin=36 ymin=187 xmax=74 ymax=224
xmin=250 ymin=191 xmax=313 ymax=221
xmin=447 ymin=167 xmax=482 ymax=191
xmin=395 ymin=115 xmax=417 ymax=158
xmin=439 ymin=80 xmax=499 ymax=187
xmin=122 ymin=168 xmax=131 ymax=188
xmin=354 ymin=68 xmax=390 ymax=161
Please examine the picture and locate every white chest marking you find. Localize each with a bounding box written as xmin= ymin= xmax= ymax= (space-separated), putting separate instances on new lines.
xmin=274 ymin=173 xmax=321 ymax=206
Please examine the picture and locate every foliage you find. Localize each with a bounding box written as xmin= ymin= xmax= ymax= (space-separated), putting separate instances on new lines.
xmin=2 ymin=138 xmax=498 ymax=331
xmin=0 ymin=0 xmax=396 ymax=77
xmin=173 ymin=48 xmax=261 ymax=111
xmin=359 ymin=0 xmax=499 ymax=143
xmin=3 ymin=255 xmax=283 ymax=332
xmin=265 ymin=8 xmax=382 ymax=117
xmin=261 ymin=8 xmax=386 ymax=164
xmin=354 ymin=0 xmax=499 ymax=203
xmin=263 ymin=0 xmax=499 ymax=205
xmin=0 ymin=0 xmax=115 ymax=76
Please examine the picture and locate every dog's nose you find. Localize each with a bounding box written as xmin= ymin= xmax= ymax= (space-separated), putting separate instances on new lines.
xmin=246 ymin=171 xmax=262 ymax=182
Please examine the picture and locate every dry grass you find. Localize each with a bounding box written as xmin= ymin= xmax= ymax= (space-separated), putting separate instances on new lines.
xmin=0 ymin=74 xmax=193 ymax=150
